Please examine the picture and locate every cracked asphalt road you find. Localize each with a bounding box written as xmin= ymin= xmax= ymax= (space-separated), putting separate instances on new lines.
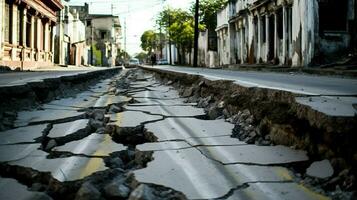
xmin=0 ymin=69 xmax=329 ymax=199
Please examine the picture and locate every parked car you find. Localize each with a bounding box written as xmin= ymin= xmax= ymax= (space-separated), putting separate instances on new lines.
xmin=127 ymin=58 xmax=140 ymax=67
xmin=157 ymin=59 xmax=169 ymax=65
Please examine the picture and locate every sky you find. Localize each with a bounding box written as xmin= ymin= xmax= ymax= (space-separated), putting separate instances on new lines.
xmin=68 ymin=0 xmax=193 ymax=56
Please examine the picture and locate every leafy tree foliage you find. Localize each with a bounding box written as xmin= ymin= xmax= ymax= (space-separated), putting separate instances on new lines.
xmin=191 ymin=0 xmax=228 ymax=30
xmin=140 ymin=30 xmax=165 ymax=54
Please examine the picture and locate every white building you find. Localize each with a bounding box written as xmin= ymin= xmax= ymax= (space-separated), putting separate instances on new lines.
xmin=55 ymin=2 xmax=87 ymax=66
xmin=86 ymin=15 xmax=121 ymax=67
xmin=217 ymin=0 xmax=356 ymax=67
xmin=216 ymin=6 xmax=230 ymax=66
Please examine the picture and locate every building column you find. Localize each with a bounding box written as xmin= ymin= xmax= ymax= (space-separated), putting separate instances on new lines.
xmin=11 ymin=4 xmax=18 ymax=61
xmin=265 ymin=14 xmax=269 ymax=62
xmin=274 ymin=12 xmax=278 ymax=59
xmin=0 ymin=0 xmax=3 ymax=60
xmin=51 ymin=23 xmax=55 ymax=62
xmin=22 ymin=8 xmax=27 ymax=47
xmin=282 ymin=5 xmax=288 ymax=64
xmin=257 ymin=15 xmax=262 ymax=62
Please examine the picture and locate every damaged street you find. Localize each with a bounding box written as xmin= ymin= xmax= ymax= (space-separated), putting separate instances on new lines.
xmin=1 ymin=0 xmax=356 ymax=199
xmin=0 ymin=68 xmax=355 ymax=200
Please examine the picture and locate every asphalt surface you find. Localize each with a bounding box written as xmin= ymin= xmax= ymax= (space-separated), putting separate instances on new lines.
xmin=0 ymin=69 xmax=330 ymax=199
xmin=144 ymin=65 xmax=357 ymax=117
xmin=147 ymin=65 xmax=357 ymax=95
xmin=0 ymin=67 xmax=117 ymax=87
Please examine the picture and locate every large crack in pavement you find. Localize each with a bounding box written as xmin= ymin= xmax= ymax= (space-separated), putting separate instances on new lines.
xmin=1 ymin=68 xmax=354 ymax=199
xmin=0 ymin=69 xmax=189 ymax=200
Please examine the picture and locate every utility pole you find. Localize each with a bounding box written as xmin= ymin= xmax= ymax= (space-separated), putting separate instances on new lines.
xmin=193 ymin=0 xmax=199 ymax=67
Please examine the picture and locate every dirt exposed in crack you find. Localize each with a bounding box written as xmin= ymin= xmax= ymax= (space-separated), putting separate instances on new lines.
xmin=105 ymin=124 xmax=158 ymax=148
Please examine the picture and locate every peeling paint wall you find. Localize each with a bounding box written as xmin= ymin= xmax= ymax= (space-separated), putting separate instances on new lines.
xmin=216 ymin=6 xmax=230 ymax=66
xmin=218 ymin=0 xmax=355 ymax=67
xmin=291 ymin=0 xmax=318 ymax=67
xmin=0 ymin=0 xmax=3 ymax=62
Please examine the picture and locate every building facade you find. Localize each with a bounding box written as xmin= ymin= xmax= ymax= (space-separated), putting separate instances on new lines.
xmin=0 ymin=0 xmax=63 ymax=70
xmin=217 ymin=0 xmax=356 ymax=67
xmin=86 ymin=15 xmax=121 ymax=67
xmin=55 ymin=2 xmax=87 ymax=66
xmin=216 ymin=5 xmax=230 ymax=66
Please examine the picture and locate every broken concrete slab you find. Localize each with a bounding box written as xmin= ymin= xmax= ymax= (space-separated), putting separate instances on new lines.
xmin=227 ymin=182 xmax=328 ymax=200
xmin=93 ymin=95 xmax=129 ymax=108
xmin=198 ymin=145 xmax=308 ymax=165
xmin=0 ymin=124 xmax=47 ymax=145
xmin=306 ymin=159 xmax=334 ymax=179
xmin=0 ymin=177 xmax=52 ymax=200
xmin=134 ymin=148 xmax=298 ymax=199
xmin=296 ymin=96 xmax=357 ymax=117
xmin=136 ymin=141 xmax=191 ymax=151
xmin=145 ymin=118 xmax=234 ymax=141
xmin=0 ymin=144 xmax=43 ymax=162
xmin=53 ymin=133 xmax=126 ymax=156
xmin=146 ymin=85 xmax=172 ymax=92
xmin=89 ymin=79 xmax=112 ymax=93
xmin=15 ymin=109 xmax=85 ymax=127
xmin=130 ymin=98 xmax=194 ymax=106
xmin=42 ymin=93 xmax=99 ymax=110
xmin=131 ymin=89 xmax=180 ymax=100
xmin=9 ymin=153 xmax=107 ymax=182
xmin=107 ymin=111 xmax=163 ymax=127
xmin=186 ymin=136 xmax=246 ymax=146
xmin=129 ymin=80 xmax=156 ymax=89
xmin=48 ymin=119 xmax=90 ymax=138
xmin=125 ymin=105 xmax=205 ymax=117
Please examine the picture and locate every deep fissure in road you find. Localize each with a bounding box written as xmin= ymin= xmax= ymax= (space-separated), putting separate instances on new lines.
xmin=0 ymin=68 xmax=355 ymax=199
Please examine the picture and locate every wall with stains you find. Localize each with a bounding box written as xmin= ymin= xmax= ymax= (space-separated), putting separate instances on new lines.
xmin=218 ymin=0 xmax=355 ymax=67
xmin=0 ymin=0 xmax=3 ymax=62
xmin=291 ymin=0 xmax=318 ymax=67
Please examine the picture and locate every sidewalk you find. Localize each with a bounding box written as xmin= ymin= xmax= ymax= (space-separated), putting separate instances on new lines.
xmin=225 ymin=64 xmax=357 ymax=78
xmin=0 ymin=66 xmax=122 ymax=87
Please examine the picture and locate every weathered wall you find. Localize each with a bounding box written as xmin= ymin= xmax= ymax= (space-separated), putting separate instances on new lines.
xmin=217 ymin=6 xmax=230 ymax=66
xmin=0 ymin=0 xmax=3 ymax=62
xmin=291 ymin=0 xmax=318 ymax=67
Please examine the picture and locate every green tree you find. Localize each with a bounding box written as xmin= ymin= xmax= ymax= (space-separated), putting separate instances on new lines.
xmin=140 ymin=30 xmax=157 ymax=53
xmin=156 ymin=8 xmax=204 ymax=64
xmin=135 ymin=52 xmax=148 ymax=63
xmin=140 ymin=30 xmax=165 ymax=53
xmin=191 ymin=0 xmax=228 ymax=30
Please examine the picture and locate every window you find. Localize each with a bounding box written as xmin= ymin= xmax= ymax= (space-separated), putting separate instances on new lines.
xmin=34 ymin=17 xmax=38 ymax=49
xmin=87 ymin=20 xmax=91 ymax=27
xmin=42 ymin=20 xmax=46 ymax=50
xmin=26 ymin=14 xmax=31 ymax=47
xmin=277 ymin=8 xmax=283 ymax=39
xmin=262 ymin=16 xmax=266 ymax=43
xmin=4 ymin=1 xmax=11 ymax=43
xmin=101 ymin=31 xmax=106 ymax=39
xmin=319 ymin=0 xmax=347 ymax=32
xmin=17 ymin=8 xmax=23 ymax=45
